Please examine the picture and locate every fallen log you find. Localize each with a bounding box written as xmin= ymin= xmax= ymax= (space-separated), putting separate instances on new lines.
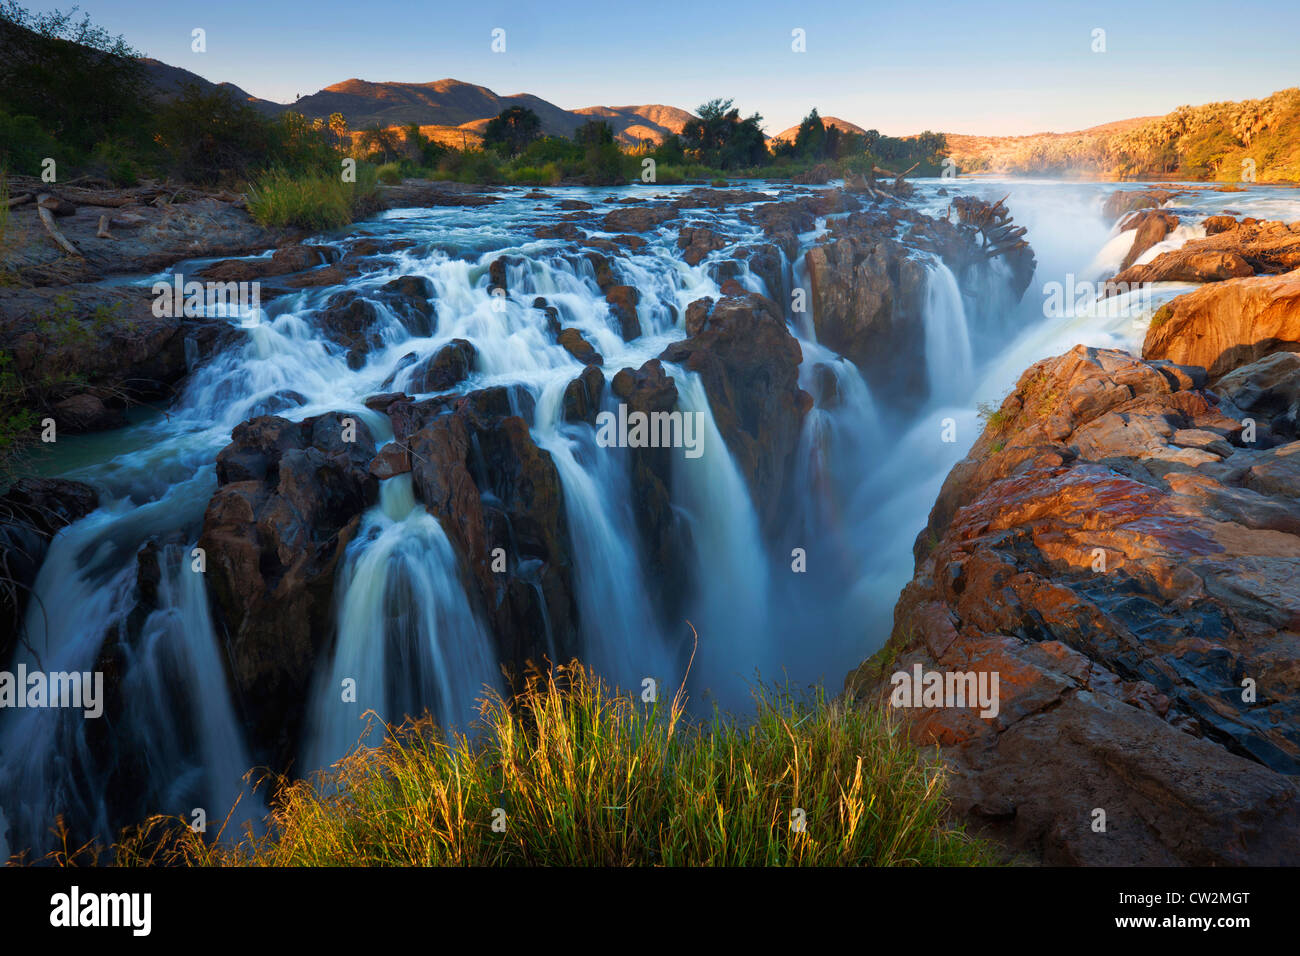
xmin=96 ymin=214 xmax=116 ymax=240
xmin=36 ymin=193 xmax=83 ymax=257
xmin=5 ymin=193 xmax=33 ymax=208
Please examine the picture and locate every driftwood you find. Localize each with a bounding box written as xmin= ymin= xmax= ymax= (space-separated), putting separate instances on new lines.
xmin=36 ymin=193 xmax=82 ymax=257
xmin=5 ymin=192 xmax=33 ymax=208
xmin=952 ymin=193 xmax=1029 ymax=260
xmin=96 ymin=214 xmax=115 ymax=240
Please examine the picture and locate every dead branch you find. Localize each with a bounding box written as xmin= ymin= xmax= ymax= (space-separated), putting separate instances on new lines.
xmin=36 ymin=193 xmax=82 ymax=257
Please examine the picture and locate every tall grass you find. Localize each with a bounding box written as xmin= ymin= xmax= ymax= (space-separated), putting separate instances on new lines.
xmin=111 ymin=662 xmax=991 ymax=867
xmin=246 ymin=165 xmax=380 ymax=230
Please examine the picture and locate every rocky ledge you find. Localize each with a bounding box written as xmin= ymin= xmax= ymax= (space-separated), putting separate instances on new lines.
xmin=847 ymin=338 xmax=1300 ymax=865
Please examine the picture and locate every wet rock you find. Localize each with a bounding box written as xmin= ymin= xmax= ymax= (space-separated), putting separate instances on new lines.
xmin=199 ymin=411 xmax=377 ymax=768
xmin=533 ymin=297 xmax=562 ymax=337
xmin=198 ymin=243 xmax=335 ymax=282
xmin=1102 ymin=188 xmax=1179 ymax=221
xmin=605 ymin=285 xmax=642 ymax=341
xmin=847 ymin=344 xmax=1300 ymax=865
xmin=804 ymin=234 xmax=931 ymax=400
xmin=601 ymin=205 xmax=675 ymax=232
xmin=0 ymin=478 xmax=100 ymax=663
xmin=409 ymin=338 xmax=476 ymax=392
xmin=399 ymin=388 xmax=580 ymax=675
xmin=677 ymin=225 xmax=728 ymax=266
xmin=561 ymin=366 xmax=605 ymax=425
xmin=609 ymin=360 xmax=688 ymax=616
xmin=659 ymin=292 xmax=810 ymax=532
xmin=583 ymin=251 xmax=618 ymax=292
xmin=363 ymin=392 xmax=411 ymax=414
xmin=368 ymin=441 xmax=412 ymax=479
xmin=1142 ymin=271 xmax=1300 ymax=378
xmin=1118 ymin=209 xmax=1178 ymax=271
xmin=1112 ymin=217 xmax=1300 ymax=285
xmin=315 ymin=275 xmax=435 ymax=368
xmin=558 ymin=328 xmax=603 ymax=366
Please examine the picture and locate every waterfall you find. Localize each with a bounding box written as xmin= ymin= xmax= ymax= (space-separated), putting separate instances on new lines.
xmin=303 ymin=475 xmax=499 ymax=772
xmin=669 ymin=371 xmax=772 ymax=709
xmin=10 ymin=177 xmax=1296 ymax=855
xmin=533 ymin=381 xmax=675 ymax=694
xmin=921 ymin=258 xmax=975 ymax=406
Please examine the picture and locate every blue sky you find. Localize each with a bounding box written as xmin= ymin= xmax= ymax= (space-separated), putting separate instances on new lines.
xmin=24 ymin=0 xmax=1300 ymax=135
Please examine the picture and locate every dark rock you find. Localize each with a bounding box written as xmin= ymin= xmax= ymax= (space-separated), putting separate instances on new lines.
xmin=557 ymin=328 xmax=603 ymax=366
xmin=199 ymin=411 xmax=377 ymax=768
xmin=659 ymin=292 xmax=810 ymax=532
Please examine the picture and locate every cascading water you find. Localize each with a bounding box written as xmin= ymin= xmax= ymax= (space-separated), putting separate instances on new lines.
xmin=7 ymin=177 xmax=1299 ymax=859
xmin=304 ymin=474 xmax=499 ymax=771
xmin=920 ymin=257 xmax=975 ymax=405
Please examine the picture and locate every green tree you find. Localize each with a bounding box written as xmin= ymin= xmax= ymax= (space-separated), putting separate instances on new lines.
xmin=483 ymin=106 xmax=542 ymax=157
xmin=574 ymin=119 xmax=614 ymax=148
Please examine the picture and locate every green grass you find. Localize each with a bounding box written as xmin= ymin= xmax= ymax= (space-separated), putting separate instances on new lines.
xmin=1148 ymin=302 xmax=1175 ymax=330
xmin=105 ymin=661 xmax=992 ymax=867
xmin=246 ymin=165 xmax=380 ymax=230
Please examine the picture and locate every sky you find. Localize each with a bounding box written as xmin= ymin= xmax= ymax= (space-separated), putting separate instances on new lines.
xmin=20 ymin=0 xmax=1300 ymax=136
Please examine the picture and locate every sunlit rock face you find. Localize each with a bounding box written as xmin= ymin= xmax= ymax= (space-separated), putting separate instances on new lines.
xmin=848 ymin=344 xmax=1300 ymax=865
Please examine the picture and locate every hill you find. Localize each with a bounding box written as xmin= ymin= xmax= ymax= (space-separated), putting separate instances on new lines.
xmin=945 ymin=90 xmax=1300 ymax=181
xmin=771 ymin=115 xmax=869 ymax=143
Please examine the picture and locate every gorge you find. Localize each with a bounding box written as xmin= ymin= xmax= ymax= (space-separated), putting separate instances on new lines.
xmin=2 ymin=171 xmax=1298 ymax=867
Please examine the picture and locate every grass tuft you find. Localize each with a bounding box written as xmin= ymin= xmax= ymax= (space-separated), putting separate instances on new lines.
xmin=246 ymin=165 xmax=380 ymax=230
xmin=106 ymin=661 xmax=992 ymax=867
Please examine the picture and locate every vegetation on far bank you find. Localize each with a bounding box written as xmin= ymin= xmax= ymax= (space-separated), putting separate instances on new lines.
xmin=0 ymin=4 xmax=949 ymax=225
xmin=47 ymin=663 xmax=992 ymax=867
xmin=950 ymin=87 xmax=1300 ymax=182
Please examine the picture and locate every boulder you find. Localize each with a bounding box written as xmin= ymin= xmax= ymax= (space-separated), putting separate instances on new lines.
xmin=677 ymin=226 xmax=728 ymax=266
xmin=605 ymin=285 xmax=642 ymax=341
xmin=409 ymin=338 xmax=476 ymax=392
xmin=1142 ymin=271 xmax=1300 ymax=378
xmin=1102 ymin=188 xmax=1178 ymax=221
xmin=1111 ymin=218 xmax=1300 ymax=286
xmin=557 ymin=328 xmax=603 ymax=366
xmin=561 ymin=365 xmax=605 ymax=425
xmin=601 ymin=205 xmax=675 ymax=232
xmin=315 ymin=275 xmax=436 ymax=368
xmin=1118 ymin=209 xmax=1178 ymax=271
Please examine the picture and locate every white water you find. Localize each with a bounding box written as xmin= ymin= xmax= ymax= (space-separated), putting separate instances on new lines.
xmin=5 ymin=176 xmax=1299 ymax=855
xmin=305 ymin=474 xmax=499 ymax=770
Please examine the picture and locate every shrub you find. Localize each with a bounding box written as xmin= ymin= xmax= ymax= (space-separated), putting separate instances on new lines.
xmin=375 ymin=161 xmax=403 ymax=185
xmin=246 ymin=166 xmax=380 ymax=231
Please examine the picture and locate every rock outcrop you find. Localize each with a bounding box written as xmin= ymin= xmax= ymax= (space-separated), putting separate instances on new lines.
xmin=199 ymin=412 xmax=378 ymax=767
xmin=659 ymin=292 xmax=810 ymax=532
xmin=388 ymin=388 xmax=580 ymax=676
xmin=847 ymin=344 xmax=1300 ymax=865
xmin=1142 ymin=270 xmax=1300 ymax=378
xmin=1110 ymin=218 xmax=1300 ymax=287
xmin=0 ymin=478 xmax=100 ymax=663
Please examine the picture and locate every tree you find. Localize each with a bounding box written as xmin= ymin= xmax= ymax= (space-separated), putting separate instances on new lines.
xmin=574 ymin=119 xmax=614 ymax=148
xmin=483 ymin=106 xmax=541 ymax=157
xmin=794 ymin=109 xmax=826 ymax=159
xmin=328 ymin=112 xmax=350 ymax=147
xmin=0 ymin=2 xmax=148 ymax=152
xmin=360 ymin=124 xmax=400 ymax=163
xmin=681 ymin=99 xmax=771 ymax=169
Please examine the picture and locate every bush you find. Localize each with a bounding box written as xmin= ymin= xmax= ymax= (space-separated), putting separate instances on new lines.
xmin=246 ymin=166 xmax=380 ymax=231
xmin=110 ymin=662 xmax=992 ymax=867
xmin=375 ymin=161 xmax=403 ymax=185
